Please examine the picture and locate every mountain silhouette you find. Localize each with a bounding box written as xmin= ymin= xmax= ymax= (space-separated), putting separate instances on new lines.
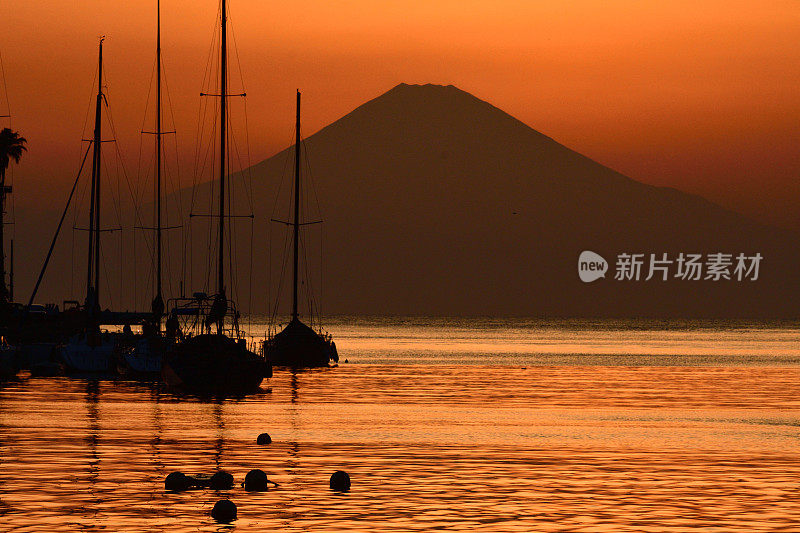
xmin=24 ymin=83 xmax=789 ymax=318
xmin=172 ymin=82 xmax=794 ymax=318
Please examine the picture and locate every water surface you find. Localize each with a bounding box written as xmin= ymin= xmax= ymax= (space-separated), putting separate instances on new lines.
xmin=1 ymin=318 xmax=799 ymax=531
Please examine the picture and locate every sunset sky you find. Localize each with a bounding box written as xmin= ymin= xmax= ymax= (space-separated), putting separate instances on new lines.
xmin=3 ymin=0 xmax=799 ymax=231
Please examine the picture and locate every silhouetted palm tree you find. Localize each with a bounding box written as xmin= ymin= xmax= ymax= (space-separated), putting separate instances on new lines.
xmin=0 ymin=127 xmax=26 ymax=302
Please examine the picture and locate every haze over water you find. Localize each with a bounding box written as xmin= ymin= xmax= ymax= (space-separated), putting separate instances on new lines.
xmin=1 ymin=318 xmax=799 ymax=531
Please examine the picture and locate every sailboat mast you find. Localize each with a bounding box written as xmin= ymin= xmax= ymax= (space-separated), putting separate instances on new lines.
xmin=291 ymin=90 xmax=301 ymax=321
xmin=86 ymin=37 xmax=104 ymax=314
xmin=217 ymin=0 xmax=227 ymax=299
xmin=155 ymin=0 xmax=163 ymax=307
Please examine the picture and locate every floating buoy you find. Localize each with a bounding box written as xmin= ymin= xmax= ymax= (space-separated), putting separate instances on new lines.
xmin=186 ymin=473 xmax=212 ymax=488
xmin=209 ymin=470 xmax=234 ymax=490
xmin=329 ymin=470 xmax=351 ymax=492
xmin=256 ymin=432 xmax=272 ymax=445
xmin=244 ymin=469 xmax=275 ymax=491
xmin=211 ymin=499 xmax=237 ymax=523
xmin=164 ymin=471 xmax=191 ymax=492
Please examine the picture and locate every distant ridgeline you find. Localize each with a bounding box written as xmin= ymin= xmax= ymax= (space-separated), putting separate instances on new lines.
xmin=34 ymin=83 xmax=800 ymax=318
xmin=174 ymin=83 xmax=794 ymax=318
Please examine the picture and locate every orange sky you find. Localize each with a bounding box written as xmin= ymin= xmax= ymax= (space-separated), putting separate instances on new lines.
xmin=3 ymin=0 xmax=799 ymax=230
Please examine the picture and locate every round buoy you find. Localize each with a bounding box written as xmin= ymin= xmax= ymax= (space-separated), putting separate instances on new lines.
xmin=256 ymin=432 xmax=272 ymax=445
xmin=209 ymin=470 xmax=234 ymax=490
xmin=329 ymin=470 xmax=351 ymax=492
xmin=244 ymin=469 xmax=271 ymax=491
xmin=164 ymin=471 xmax=191 ymax=492
xmin=211 ymin=499 xmax=237 ymax=523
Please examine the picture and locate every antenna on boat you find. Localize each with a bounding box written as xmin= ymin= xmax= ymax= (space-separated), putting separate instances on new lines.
xmin=292 ymin=90 xmax=301 ymax=323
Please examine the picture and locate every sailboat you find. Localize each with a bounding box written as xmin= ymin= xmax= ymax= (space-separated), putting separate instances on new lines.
xmin=263 ymin=91 xmax=338 ymax=368
xmin=60 ymin=38 xmax=118 ymax=373
xmin=161 ymin=0 xmax=270 ymax=395
xmin=117 ymin=0 xmax=175 ymax=376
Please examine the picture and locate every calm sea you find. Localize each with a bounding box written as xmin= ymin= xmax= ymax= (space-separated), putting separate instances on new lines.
xmin=1 ymin=318 xmax=799 ymax=531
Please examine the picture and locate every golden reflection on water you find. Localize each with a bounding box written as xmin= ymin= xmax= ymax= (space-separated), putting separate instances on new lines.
xmin=0 ymin=363 xmax=799 ymax=531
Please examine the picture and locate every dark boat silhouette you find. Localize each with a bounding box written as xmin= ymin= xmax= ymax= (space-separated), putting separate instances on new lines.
xmin=118 ymin=0 xmax=177 ymax=377
xmin=58 ymin=38 xmax=123 ymax=373
xmin=263 ymin=91 xmax=338 ymax=368
xmin=264 ymin=316 xmax=337 ymax=368
xmin=162 ymin=332 xmax=266 ymax=395
xmin=161 ymin=0 xmax=270 ymax=395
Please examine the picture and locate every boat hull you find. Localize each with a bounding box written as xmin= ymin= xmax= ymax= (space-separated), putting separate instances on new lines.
xmin=60 ymin=337 xmax=115 ymax=373
xmin=264 ymin=319 xmax=337 ymax=368
xmin=162 ymin=334 xmax=271 ymax=396
xmin=117 ymin=337 xmax=172 ymax=376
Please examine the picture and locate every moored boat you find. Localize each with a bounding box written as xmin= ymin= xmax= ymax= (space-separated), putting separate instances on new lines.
xmin=264 ymin=91 xmax=338 ymax=368
xmin=119 ymin=0 xmax=178 ymax=377
xmin=264 ymin=317 xmax=337 ymax=368
xmin=163 ymin=333 xmax=268 ymax=395
xmin=161 ymin=0 xmax=269 ymax=395
xmin=61 ymin=331 xmax=116 ymax=373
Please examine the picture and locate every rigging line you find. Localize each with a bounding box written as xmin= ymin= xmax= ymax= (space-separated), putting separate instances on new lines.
xmin=299 ymin=227 xmax=316 ymax=322
xmin=319 ymin=218 xmax=323 ymax=326
xmin=227 ymin=104 xmax=253 ymax=215
xmin=248 ymin=217 xmax=253 ymax=331
xmin=135 ymin=59 xmax=157 ymax=230
xmin=104 ymin=94 xmax=153 ymax=260
xmin=273 ymin=204 xmax=294 ymax=324
xmin=268 ymin=220 xmax=271 ymax=331
xmin=100 ymin=143 xmax=124 ymax=236
xmin=270 ymin=132 xmax=296 ymax=220
xmin=194 ymin=104 xmax=220 ymax=293
xmin=188 ymin=14 xmax=219 ymax=223
xmin=78 ymin=62 xmax=99 ymax=165
xmin=241 ymin=96 xmax=255 ymax=207
xmin=301 ymin=135 xmax=324 ymax=225
xmin=161 ymin=68 xmax=187 ymax=294
xmin=70 ymin=209 xmax=75 ymax=296
xmin=297 ymin=129 xmax=320 ymax=321
xmin=136 ymin=60 xmax=157 ymax=207
xmin=98 ymin=240 xmax=115 ymax=310
xmin=274 ymin=148 xmax=297 ymax=320
xmin=269 ymin=218 xmax=287 ymax=325
xmin=120 ymin=202 xmax=124 ymax=304
xmin=133 ymin=203 xmax=138 ymax=310
xmin=29 ymin=143 xmax=92 ymax=306
xmin=227 ymin=16 xmax=256 ymax=209
xmin=226 ymin=112 xmax=236 ymax=302
xmin=227 ymin=10 xmax=246 ymax=94
xmin=0 ymin=51 xmax=10 ymax=118
xmin=154 ymin=56 xmax=181 ymax=304
xmin=267 ymin=135 xmax=296 ymax=328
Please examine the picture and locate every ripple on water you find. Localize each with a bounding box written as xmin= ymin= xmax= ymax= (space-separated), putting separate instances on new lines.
xmin=0 ymin=364 xmax=799 ymax=531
